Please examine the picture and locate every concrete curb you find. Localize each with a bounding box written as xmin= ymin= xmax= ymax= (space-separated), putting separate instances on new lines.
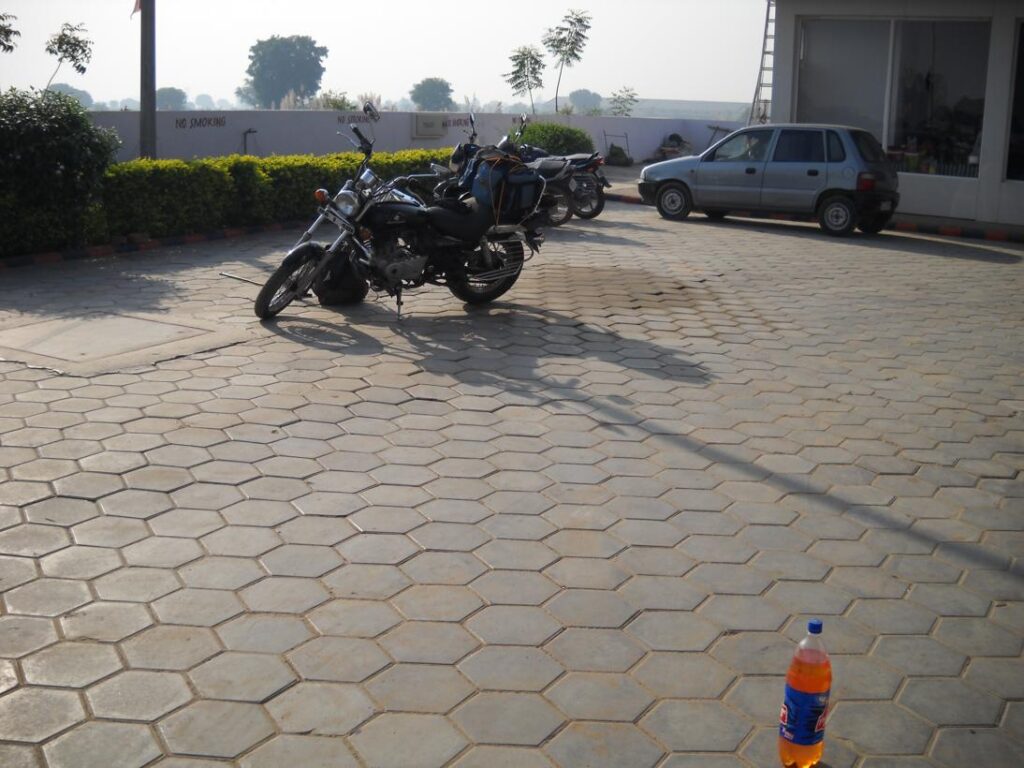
xmin=604 ymin=193 xmax=1024 ymax=244
xmin=0 ymin=221 xmax=304 ymax=271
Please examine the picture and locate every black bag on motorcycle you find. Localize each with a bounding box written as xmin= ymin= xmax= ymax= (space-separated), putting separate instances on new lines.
xmin=471 ymin=156 xmax=543 ymax=225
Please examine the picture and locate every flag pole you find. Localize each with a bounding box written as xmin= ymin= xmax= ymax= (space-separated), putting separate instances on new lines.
xmin=139 ymin=0 xmax=156 ymax=158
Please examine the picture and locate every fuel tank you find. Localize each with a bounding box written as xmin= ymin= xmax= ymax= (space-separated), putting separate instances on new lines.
xmin=362 ymin=202 xmax=430 ymax=229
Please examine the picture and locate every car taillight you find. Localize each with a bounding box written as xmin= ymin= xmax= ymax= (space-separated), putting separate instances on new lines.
xmin=857 ymin=172 xmax=877 ymax=192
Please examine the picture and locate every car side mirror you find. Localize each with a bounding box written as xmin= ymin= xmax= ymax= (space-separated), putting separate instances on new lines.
xmin=363 ymin=102 xmax=380 ymax=122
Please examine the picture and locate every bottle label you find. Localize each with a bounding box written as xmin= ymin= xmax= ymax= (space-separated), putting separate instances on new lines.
xmin=779 ymin=686 xmax=829 ymax=746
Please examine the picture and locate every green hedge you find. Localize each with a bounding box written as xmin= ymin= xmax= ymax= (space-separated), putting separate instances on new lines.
xmin=520 ymin=122 xmax=596 ymax=156
xmin=3 ymin=148 xmax=451 ymax=256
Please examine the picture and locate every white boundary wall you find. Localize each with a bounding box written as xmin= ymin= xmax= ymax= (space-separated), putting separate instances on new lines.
xmin=90 ymin=110 xmax=742 ymax=165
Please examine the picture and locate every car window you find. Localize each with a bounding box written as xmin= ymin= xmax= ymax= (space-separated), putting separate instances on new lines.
xmin=827 ymin=131 xmax=847 ymax=162
xmin=710 ymin=130 xmax=773 ymax=163
xmin=852 ymin=130 xmax=886 ymax=163
xmin=772 ymin=130 xmax=825 ymax=162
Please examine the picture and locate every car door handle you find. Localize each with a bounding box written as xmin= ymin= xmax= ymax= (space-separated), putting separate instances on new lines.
xmin=807 ymin=169 xmax=820 ymax=177
xmin=745 ymin=167 xmax=757 ymax=175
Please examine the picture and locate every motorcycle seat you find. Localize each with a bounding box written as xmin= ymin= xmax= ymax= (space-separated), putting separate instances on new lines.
xmin=425 ymin=201 xmax=494 ymax=242
xmin=527 ymin=158 xmax=572 ymax=180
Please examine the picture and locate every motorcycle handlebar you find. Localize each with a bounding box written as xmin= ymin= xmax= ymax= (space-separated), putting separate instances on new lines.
xmin=351 ymin=125 xmax=372 ymax=153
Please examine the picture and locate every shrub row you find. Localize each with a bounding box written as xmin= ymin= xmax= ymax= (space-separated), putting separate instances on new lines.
xmin=520 ymin=122 xmax=596 ymax=156
xmin=3 ymin=148 xmax=452 ymax=257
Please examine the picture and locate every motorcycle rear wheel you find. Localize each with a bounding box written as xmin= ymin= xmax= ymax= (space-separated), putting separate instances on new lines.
xmin=254 ymin=247 xmax=318 ymax=320
xmin=449 ymin=240 xmax=524 ymax=305
xmin=571 ymin=186 xmax=605 ymax=219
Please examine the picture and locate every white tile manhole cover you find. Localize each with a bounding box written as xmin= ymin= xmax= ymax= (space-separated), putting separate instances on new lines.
xmin=0 ymin=313 xmax=248 ymax=374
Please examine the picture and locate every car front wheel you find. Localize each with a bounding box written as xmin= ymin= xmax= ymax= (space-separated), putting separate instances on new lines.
xmin=656 ymin=182 xmax=692 ymax=221
xmin=818 ymin=195 xmax=857 ymax=236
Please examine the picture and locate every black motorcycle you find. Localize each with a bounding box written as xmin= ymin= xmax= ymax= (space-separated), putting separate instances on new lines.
xmin=254 ymin=104 xmax=547 ymax=320
xmin=519 ymin=142 xmax=611 ymax=220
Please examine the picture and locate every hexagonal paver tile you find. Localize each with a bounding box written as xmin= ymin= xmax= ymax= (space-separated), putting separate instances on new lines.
xmin=641 ymin=701 xmax=752 ymax=751
xmin=0 ymin=615 xmax=58 ymax=657
xmin=454 ymin=692 xmax=565 ymax=746
xmin=260 ymin=544 xmax=342 ymax=577
xmin=288 ymin=636 xmax=389 ymax=682
xmin=240 ymin=576 xmax=329 ymax=613
xmin=22 ymin=641 xmax=121 ymax=688
xmin=202 ymin=526 xmax=282 ymax=557
xmin=122 ymin=625 xmax=220 ymax=670
xmin=723 ymin=676 xmax=785 ymax=724
xmin=466 ymin=605 xmax=562 ymax=644
xmin=323 ymin=564 xmax=411 ymax=599
xmin=60 ymin=601 xmax=152 ymax=642
xmin=400 ymin=551 xmax=487 ymax=585
xmin=0 ymin=524 xmax=70 ymax=556
xmin=153 ymin=588 xmax=244 ymax=626
xmin=546 ymin=672 xmax=653 ymax=721
xmin=711 ymin=632 xmax=797 ymax=674
xmin=351 ymin=713 xmax=468 ymax=768
xmin=189 ymin=651 xmax=296 ymax=702
xmin=0 ymin=687 xmax=85 ymax=742
xmin=698 ymin=595 xmax=788 ymax=631
xmin=459 ymin=646 xmax=564 ymax=691
xmin=217 ymin=613 xmax=313 ymax=653
xmin=178 ymin=556 xmax=265 ymax=590
xmin=122 ymin=537 xmax=202 ymax=568
xmin=829 ymin=656 xmax=902 ymax=700
xmin=43 ymin=721 xmax=161 ymax=768
xmin=308 ymin=598 xmax=402 ymax=637
xmin=631 ymin=652 xmax=736 ymax=699
xmin=546 ymin=628 xmax=645 ymax=672
xmin=933 ymin=616 xmax=1022 ymax=657
xmin=366 ymin=663 xmax=474 ymax=713
xmin=159 ymin=700 xmax=275 ymax=758
xmin=379 ymin=621 xmax=479 ymax=664
xmin=547 ymin=590 xmax=637 ymax=629
xmin=545 ymin=722 xmax=663 ymax=768
xmin=454 ymin=746 xmax=555 ymax=768
xmin=931 ymin=728 xmax=1024 ymax=767
xmin=470 ymin=570 xmax=559 ymax=605
xmin=40 ymin=546 xmax=120 ymax=580
xmin=240 ymin=735 xmax=358 ymax=768
xmin=265 ymin=681 xmax=376 ymax=735
xmin=3 ymin=577 xmax=91 ymax=616
xmin=898 ymin=678 xmax=1003 ymax=726
xmin=618 ymin=575 xmax=708 ymax=610
xmin=93 ymin=566 xmax=180 ymax=602
xmin=391 ymin=584 xmax=483 ymax=621
xmin=627 ymin=611 xmax=721 ymax=651
xmin=475 ymin=540 xmax=557 ymax=570
xmin=828 ymin=702 xmax=932 ymax=755
xmin=87 ymin=670 xmax=192 ymax=720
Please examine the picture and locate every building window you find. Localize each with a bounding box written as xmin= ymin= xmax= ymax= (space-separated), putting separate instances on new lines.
xmin=888 ymin=21 xmax=990 ymax=177
xmin=797 ymin=20 xmax=890 ymax=142
xmin=1009 ymin=22 xmax=1024 ymax=181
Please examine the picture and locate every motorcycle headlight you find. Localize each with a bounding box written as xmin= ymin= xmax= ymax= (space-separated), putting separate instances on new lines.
xmin=333 ymin=189 xmax=359 ymax=217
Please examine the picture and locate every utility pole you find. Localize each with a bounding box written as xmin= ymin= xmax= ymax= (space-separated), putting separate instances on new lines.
xmin=140 ymin=0 xmax=156 ymax=157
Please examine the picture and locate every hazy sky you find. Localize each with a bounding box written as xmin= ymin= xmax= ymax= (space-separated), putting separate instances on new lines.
xmin=0 ymin=0 xmax=767 ymax=105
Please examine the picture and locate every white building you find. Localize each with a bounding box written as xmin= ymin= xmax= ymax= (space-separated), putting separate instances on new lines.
xmin=771 ymin=0 xmax=1024 ymax=226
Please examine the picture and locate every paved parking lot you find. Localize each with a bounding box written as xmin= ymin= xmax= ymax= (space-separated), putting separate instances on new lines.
xmin=1 ymin=204 xmax=1022 ymax=767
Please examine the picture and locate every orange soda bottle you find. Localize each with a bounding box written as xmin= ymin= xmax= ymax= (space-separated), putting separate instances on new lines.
xmin=779 ymin=619 xmax=831 ymax=768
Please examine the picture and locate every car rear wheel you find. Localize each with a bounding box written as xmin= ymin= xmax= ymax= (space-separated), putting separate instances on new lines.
xmin=818 ymin=195 xmax=857 ymax=236
xmin=656 ymin=182 xmax=692 ymax=221
xmin=857 ymin=212 xmax=892 ymax=235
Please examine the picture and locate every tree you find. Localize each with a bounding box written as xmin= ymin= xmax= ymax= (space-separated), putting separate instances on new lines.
xmin=237 ymin=35 xmax=328 ymax=109
xmin=504 ymin=46 xmax=545 ymax=115
xmin=410 ymin=77 xmax=454 ymax=111
xmin=609 ymin=86 xmax=638 ymax=117
xmin=156 ymin=87 xmax=187 ymax=110
xmin=194 ymin=93 xmax=215 ymax=109
xmin=569 ymin=88 xmax=601 ymax=113
xmin=319 ymin=90 xmax=357 ymax=110
xmin=542 ymin=10 xmax=591 ymax=113
xmin=44 ymin=22 xmax=92 ymax=89
xmin=1 ymin=12 xmax=20 ymax=53
xmin=357 ymin=92 xmax=382 ymax=108
xmin=50 ymin=83 xmax=93 ymax=108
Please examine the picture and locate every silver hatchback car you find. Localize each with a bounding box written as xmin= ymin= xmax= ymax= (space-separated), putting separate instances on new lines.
xmin=638 ymin=124 xmax=899 ymax=236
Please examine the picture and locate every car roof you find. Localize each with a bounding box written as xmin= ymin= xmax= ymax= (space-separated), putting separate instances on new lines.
xmin=738 ymin=123 xmax=869 ymax=133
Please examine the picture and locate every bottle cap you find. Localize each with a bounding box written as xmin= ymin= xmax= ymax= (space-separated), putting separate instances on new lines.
xmin=808 ymin=619 xmax=823 ymax=635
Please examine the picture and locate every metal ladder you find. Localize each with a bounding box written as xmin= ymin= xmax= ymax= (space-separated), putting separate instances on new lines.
xmin=748 ymin=0 xmax=776 ymax=125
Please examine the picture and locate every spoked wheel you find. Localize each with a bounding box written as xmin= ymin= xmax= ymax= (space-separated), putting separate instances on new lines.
xmin=449 ymin=240 xmax=525 ymax=305
xmin=254 ymin=246 xmax=320 ymax=320
xmin=571 ymin=185 xmax=605 ymax=219
xmin=545 ymin=190 xmax=573 ymax=227
xmin=313 ymin=247 xmax=369 ymax=306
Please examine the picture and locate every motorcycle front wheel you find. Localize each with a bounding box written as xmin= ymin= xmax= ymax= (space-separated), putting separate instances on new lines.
xmin=449 ymin=240 xmax=524 ymax=305
xmin=571 ymin=185 xmax=605 ymax=219
xmin=545 ymin=189 xmax=573 ymax=227
xmin=254 ymin=246 xmax=319 ymax=320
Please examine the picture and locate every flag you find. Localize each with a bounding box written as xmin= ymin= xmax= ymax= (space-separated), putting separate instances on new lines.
xmin=131 ymin=0 xmax=142 ymax=17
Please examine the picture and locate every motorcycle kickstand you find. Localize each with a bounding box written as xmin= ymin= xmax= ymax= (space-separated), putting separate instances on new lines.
xmin=394 ymin=286 xmax=403 ymax=320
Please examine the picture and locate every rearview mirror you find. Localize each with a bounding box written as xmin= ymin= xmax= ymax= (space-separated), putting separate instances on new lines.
xmin=363 ymin=102 xmax=380 ymax=122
